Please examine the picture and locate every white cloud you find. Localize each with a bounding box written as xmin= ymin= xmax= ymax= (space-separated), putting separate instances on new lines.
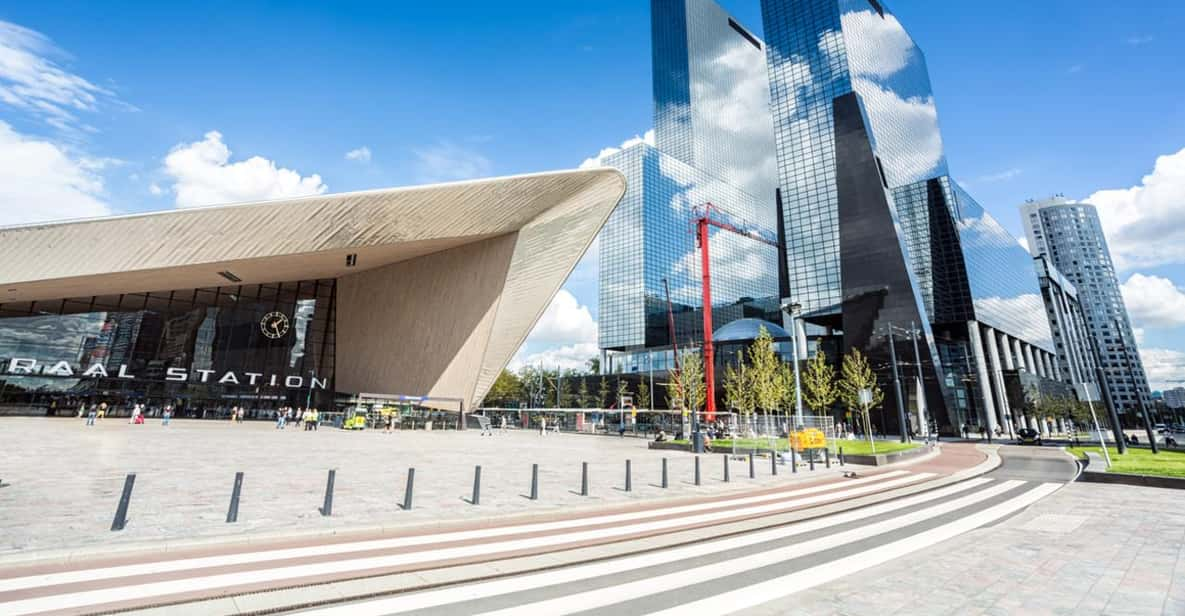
xmin=840 ymin=9 xmax=915 ymax=79
xmin=509 ymin=289 xmax=600 ymax=372
xmin=852 ymin=77 xmax=945 ymax=186
xmin=1121 ymin=273 xmax=1185 ymax=328
xmin=580 ymin=130 xmax=654 ymax=169
xmin=148 ymin=182 xmax=163 ymax=196
xmin=1086 ymin=147 xmax=1185 ymax=270
xmin=0 ymin=20 xmax=113 ymax=132
xmin=344 ymin=146 xmax=371 ymax=163
xmin=975 ymin=168 xmax=1023 ymax=184
xmin=1133 ymin=327 xmax=1146 ymax=346
xmin=413 ymin=140 xmax=491 ymax=183
xmin=521 ymin=289 xmax=597 ymax=347
xmin=1017 ymin=236 xmax=1030 ymax=252
xmin=509 ymin=342 xmax=601 ymax=373
xmin=1127 ymin=35 xmax=1154 ymax=46
xmin=163 ymin=131 xmax=327 ymax=208
xmin=0 ymin=120 xmax=111 ymax=225
xmin=1140 ymin=348 xmax=1185 ymax=391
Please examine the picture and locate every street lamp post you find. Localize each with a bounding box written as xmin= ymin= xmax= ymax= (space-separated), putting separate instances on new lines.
xmin=780 ymin=302 xmax=805 ymax=429
xmin=886 ymin=323 xmax=909 ymax=443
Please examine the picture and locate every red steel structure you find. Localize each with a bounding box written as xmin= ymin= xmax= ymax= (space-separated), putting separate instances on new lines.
xmin=693 ymin=203 xmax=779 ymax=422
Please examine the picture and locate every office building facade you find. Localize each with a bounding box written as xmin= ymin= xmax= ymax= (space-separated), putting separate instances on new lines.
xmin=1034 ymin=255 xmax=1098 ymax=390
xmin=758 ymin=0 xmax=1059 ymax=434
xmin=1021 ymin=196 xmax=1153 ymax=414
xmin=598 ymin=0 xmax=782 ymax=374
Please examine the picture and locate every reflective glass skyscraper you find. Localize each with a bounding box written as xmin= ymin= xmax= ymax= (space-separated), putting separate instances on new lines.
xmin=1021 ymin=196 xmax=1152 ymax=414
xmin=761 ymin=0 xmax=1059 ymax=433
xmin=598 ymin=0 xmax=780 ymax=372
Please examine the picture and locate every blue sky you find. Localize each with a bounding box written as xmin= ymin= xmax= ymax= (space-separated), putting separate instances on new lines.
xmin=2 ymin=1 xmax=1183 ymax=389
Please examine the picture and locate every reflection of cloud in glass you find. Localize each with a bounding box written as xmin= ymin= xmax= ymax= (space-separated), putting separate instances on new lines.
xmin=840 ymin=8 xmax=915 ymax=79
xmin=973 ymin=294 xmax=1053 ymax=347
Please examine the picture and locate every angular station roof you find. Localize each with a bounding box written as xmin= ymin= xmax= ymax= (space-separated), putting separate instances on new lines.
xmin=0 ymin=168 xmax=627 ymax=407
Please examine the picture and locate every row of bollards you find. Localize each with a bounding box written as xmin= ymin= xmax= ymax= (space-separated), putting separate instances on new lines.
xmin=109 ymin=448 xmax=847 ymax=530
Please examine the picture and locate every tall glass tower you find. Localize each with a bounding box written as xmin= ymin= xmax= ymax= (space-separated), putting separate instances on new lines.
xmin=597 ymin=0 xmax=781 ymax=373
xmin=1021 ymin=196 xmax=1153 ymax=414
xmin=760 ymin=0 xmax=1059 ymax=434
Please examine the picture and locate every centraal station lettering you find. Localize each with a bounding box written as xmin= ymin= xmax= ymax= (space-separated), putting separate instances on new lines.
xmin=4 ymin=359 xmax=328 ymax=390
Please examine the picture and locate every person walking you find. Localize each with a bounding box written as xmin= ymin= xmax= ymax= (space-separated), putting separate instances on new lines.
xmin=539 ymin=416 xmax=546 ymax=437
xmin=276 ymin=408 xmax=286 ymax=429
xmin=97 ymin=401 xmax=107 ymax=421
xmin=499 ymin=415 xmax=507 ymax=433
xmin=311 ymin=408 xmax=319 ymax=431
xmin=162 ymin=405 xmax=172 ymax=427
xmin=86 ymin=403 xmax=97 ymax=426
xmin=384 ymin=412 xmax=394 ymax=434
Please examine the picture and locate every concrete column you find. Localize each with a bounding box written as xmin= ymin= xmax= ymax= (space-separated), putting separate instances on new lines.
xmin=967 ymin=322 xmax=998 ymax=437
xmin=1013 ymin=338 xmax=1027 ymax=372
xmin=984 ymin=326 xmax=1011 ymax=435
xmin=1034 ymin=350 xmax=1047 ymax=379
xmin=1000 ymin=333 xmax=1015 ymax=370
xmin=1048 ymin=289 xmax=1075 ymax=383
xmin=1023 ymin=344 xmax=1037 ymax=376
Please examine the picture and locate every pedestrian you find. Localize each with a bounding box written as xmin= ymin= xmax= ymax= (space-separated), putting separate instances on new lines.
xmin=480 ymin=415 xmax=492 ymax=436
xmin=385 ymin=412 xmax=394 ymax=434
xmin=162 ymin=405 xmax=172 ymax=427
xmin=86 ymin=403 xmax=97 ymax=426
xmin=500 ymin=415 xmax=507 ymax=433
xmin=97 ymin=402 xmax=107 ymax=420
xmin=539 ymin=416 xmax=546 ymax=437
xmin=311 ymin=408 xmax=319 ymax=431
xmin=237 ymin=407 xmax=246 ymax=423
xmin=276 ymin=409 xmax=286 ymax=429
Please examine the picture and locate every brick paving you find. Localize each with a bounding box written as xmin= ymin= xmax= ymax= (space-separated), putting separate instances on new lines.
xmin=0 ymin=417 xmax=872 ymax=558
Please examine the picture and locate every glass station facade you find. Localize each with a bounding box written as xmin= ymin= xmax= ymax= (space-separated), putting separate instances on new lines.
xmin=0 ymin=279 xmax=336 ymax=417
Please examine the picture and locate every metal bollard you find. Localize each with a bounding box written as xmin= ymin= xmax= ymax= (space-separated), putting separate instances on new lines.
xmin=320 ymin=469 xmax=336 ymax=517
xmin=110 ymin=473 xmax=136 ymax=531
xmin=402 ymin=468 xmax=415 ymax=510
xmin=625 ymin=459 xmax=632 ymax=492
xmin=825 ymin=447 xmax=831 ymax=469
xmin=695 ymin=456 xmax=701 ymax=485
xmin=471 ymin=465 xmax=482 ymax=505
xmin=749 ymin=452 xmax=755 ymax=479
xmin=791 ymin=447 xmax=797 ymax=474
xmin=661 ymin=458 xmax=668 ymax=489
xmin=226 ymin=471 xmax=244 ymax=523
xmin=771 ymin=451 xmax=777 ymax=476
xmin=723 ymin=454 xmax=730 ymax=482
xmin=839 ymin=446 xmax=845 ymax=466
xmin=809 ymin=451 xmax=816 ymax=471
xmin=581 ymin=462 xmax=589 ymax=496
xmin=530 ymin=464 xmax=539 ymax=500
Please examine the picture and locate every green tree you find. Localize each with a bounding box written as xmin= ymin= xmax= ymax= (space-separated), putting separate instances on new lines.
xmin=777 ymin=361 xmax=797 ymax=415
xmin=747 ymin=326 xmax=781 ymax=416
xmin=677 ymin=351 xmax=707 ymax=413
xmin=586 ymin=356 xmax=601 ymax=374
xmin=723 ymin=351 xmax=753 ymax=416
xmin=577 ymin=379 xmax=592 ymax=408
xmin=598 ymin=376 xmax=610 ymax=409
xmin=484 ymin=369 xmax=523 ymax=407
xmin=637 ymin=379 xmax=652 ymax=410
xmin=838 ymin=349 xmax=883 ymax=439
xmin=801 ymin=349 xmax=838 ymax=415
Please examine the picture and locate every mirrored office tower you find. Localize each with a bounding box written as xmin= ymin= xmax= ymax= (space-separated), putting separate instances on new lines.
xmin=761 ymin=0 xmax=1060 ymax=435
xmin=1021 ymin=196 xmax=1152 ymax=415
xmin=598 ymin=0 xmax=781 ymax=374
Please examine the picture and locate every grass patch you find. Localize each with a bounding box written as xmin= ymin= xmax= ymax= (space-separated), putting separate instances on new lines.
xmin=667 ymin=438 xmax=920 ymax=456
xmin=1067 ymin=446 xmax=1185 ymax=479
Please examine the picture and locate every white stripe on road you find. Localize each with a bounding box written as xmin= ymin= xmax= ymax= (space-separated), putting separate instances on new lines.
xmin=297 ymin=477 xmax=995 ymax=616
xmin=0 ymin=469 xmax=911 ymax=595
xmin=645 ymin=482 xmax=1061 ymax=616
xmin=472 ymin=480 xmax=1030 ymax=616
xmin=0 ymin=473 xmax=934 ymax=615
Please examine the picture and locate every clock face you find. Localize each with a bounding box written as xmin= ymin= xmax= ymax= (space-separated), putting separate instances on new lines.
xmin=260 ymin=311 xmax=290 ymax=339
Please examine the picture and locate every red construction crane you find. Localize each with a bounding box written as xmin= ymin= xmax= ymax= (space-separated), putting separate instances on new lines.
xmin=693 ymin=203 xmax=780 ymax=422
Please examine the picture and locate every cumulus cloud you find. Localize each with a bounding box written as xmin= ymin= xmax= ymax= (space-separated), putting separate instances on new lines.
xmin=344 ymin=146 xmax=371 ymax=163
xmin=0 ymin=20 xmax=115 ymax=132
xmin=580 ymin=130 xmax=655 ymax=169
xmin=413 ymin=141 xmax=491 ymax=183
xmin=163 ymin=131 xmax=327 ymax=208
xmin=509 ymin=289 xmax=600 ymax=372
xmin=1140 ymin=347 xmax=1185 ymax=391
xmin=1086 ymin=147 xmax=1185 ymax=270
xmin=1121 ymin=273 xmax=1185 ymax=328
xmin=0 ymin=120 xmax=111 ymax=225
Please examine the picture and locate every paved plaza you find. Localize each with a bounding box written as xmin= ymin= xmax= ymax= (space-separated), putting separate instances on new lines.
xmin=0 ymin=417 xmax=857 ymax=559
xmin=758 ymin=481 xmax=1185 ymax=616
